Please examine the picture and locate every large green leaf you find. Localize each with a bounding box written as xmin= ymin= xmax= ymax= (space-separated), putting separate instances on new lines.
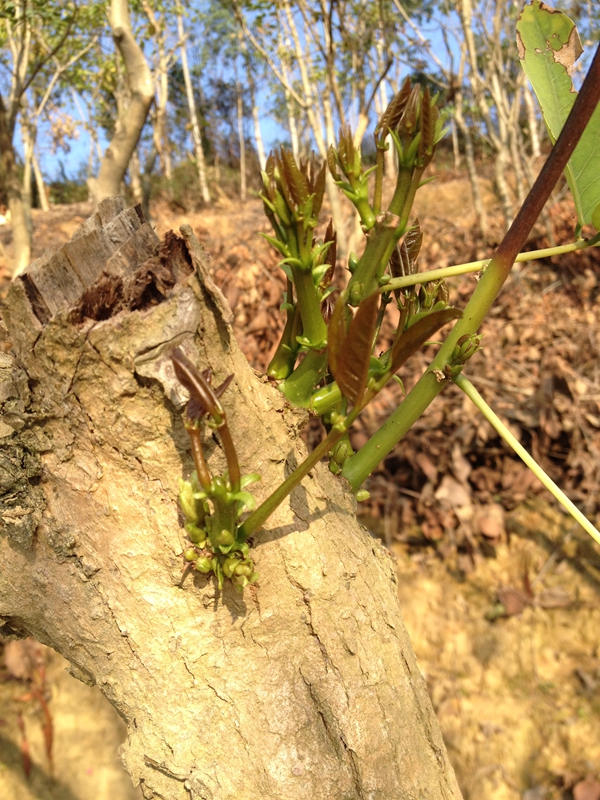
xmin=517 ymin=0 xmax=600 ymax=229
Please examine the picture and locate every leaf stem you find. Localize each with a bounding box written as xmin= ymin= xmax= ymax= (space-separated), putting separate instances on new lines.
xmin=239 ymin=395 xmax=370 ymax=539
xmin=381 ymin=238 xmax=599 ymax=292
xmin=453 ymin=374 xmax=600 ymax=547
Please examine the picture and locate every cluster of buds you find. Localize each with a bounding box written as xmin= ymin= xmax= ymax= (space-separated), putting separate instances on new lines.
xmin=261 ymin=149 xmax=335 ymax=352
xmin=444 ymin=334 xmax=484 ymax=378
xmin=172 ymin=348 xmax=260 ymax=591
xmin=179 ymin=472 xmax=258 ymax=590
xmin=328 ymin=126 xmax=376 ymax=231
xmin=375 ymin=77 xmax=443 ymax=173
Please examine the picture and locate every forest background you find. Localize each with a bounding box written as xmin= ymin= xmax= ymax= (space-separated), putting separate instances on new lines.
xmin=1 ymin=1 xmax=600 ymax=799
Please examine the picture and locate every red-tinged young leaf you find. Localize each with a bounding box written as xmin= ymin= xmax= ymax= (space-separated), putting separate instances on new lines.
xmin=390 ymin=307 xmax=462 ymax=374
xmin=171 ymin=348 xmax=223 ymax=418
xmin=320 ymin=219 xmax=337 ymax=289
xmin=312 ymin=160 xmax=327 ymax=215
xmin=329 ymin=292 xmax=380 ymax=406
xmin=403 ymin=220 xmax=423 ymax=265
xmin=214 ymin=373 xmax=234 ymax=399
xmin=375 ymin=77 xmax=411 ymax=141
xmin=399 ymin=85 xmax=421 ymax=137
xmin=278 ymin=148 xmax=309 ymax=208
xmin=327 ymin=144 xmax=340 ymax=180
xmin=321 ymin=293 xmax=335 ymax=325
xmin=419 ymin=88 xmax=439 ymax=165
xmin=392 ymin=221 xmax=423 ymax=280
xmin=389 ymin=245 xmax=402 ymax=280
xmin=327 ymin=293 xmax=347 ymax=384
xmin=337 ymin=125 xmax=355 ymax=174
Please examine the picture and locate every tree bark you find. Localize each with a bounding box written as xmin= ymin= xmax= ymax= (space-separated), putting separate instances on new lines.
xmin=0 ymin=200 xmax=462 ymax=800
xmin=89 ymin=0 xmax=154 ymax=206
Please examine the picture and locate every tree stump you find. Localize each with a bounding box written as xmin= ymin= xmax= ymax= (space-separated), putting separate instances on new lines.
xmin=0 ymin=199 xmax=462 ymax=800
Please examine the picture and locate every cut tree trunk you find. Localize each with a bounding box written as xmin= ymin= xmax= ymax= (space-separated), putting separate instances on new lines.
xmin=0 ymin=200 xmax=462 ymax=800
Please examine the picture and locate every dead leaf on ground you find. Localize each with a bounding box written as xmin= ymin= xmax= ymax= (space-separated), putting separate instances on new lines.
xmin=537 ymin=586 xmax=572 ymax=609
xmin=497 ymin=585 xmax=532 ymax=616
xmin=573 ymin=779 xmax=600 ymax=800
xmin=474 ymin=503 xmax=505 ymax=540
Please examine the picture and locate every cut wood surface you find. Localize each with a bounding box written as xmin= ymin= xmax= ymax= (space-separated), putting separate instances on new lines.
xmin=0 ymin=199 xmax=462 ymax=800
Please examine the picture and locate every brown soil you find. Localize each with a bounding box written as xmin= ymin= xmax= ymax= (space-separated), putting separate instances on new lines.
xmin=1 ymin=176 xmax=599 ymax=800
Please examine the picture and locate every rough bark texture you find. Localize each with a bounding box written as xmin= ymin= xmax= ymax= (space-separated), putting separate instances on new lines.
xmin=0 ymin=199 xmax=462 ymax=800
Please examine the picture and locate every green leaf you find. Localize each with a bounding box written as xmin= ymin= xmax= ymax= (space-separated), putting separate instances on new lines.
xmin=390 ymin=308 xmax=462 ymax=375
xmin=259 ymin=232 xmax=288 ymax=257
xmin=328 ymin=293 xmax=380 ymax=406
xmin=517 ymin=1 xmax=600 ymax=226
xmin=592 ymin=202 xmax=600 ymax=232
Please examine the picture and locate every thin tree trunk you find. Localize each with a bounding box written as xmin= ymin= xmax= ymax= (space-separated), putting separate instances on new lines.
xmin=523 ymin=82 xmax=541 ymax=158
xmin=450 ymin=117 xmax=461 ymax=170
xmin=129 ymin=148 xmax=144 ymax=205
xmin=32 ymin=152 xmax=49 ymax=211
xmin=20 ymin=121 xmax=34 ymax=230
xmin=250 ymin=80 xmax=267 ymax=171
xmin=278 ymin=26 xmax=300 ymax=159
xmin=0 ymin=96 xmax=30 ymax=275
xmin=0 ymin=199 xmax=463 ymax=800
xmin=90 ymin=0 xmax=154 ymax=205
xmin=454 ymin=95 xmax=488 ymax=234
xmin=177 ymin=11 xmax=210 ymax=205
xmin=236 ymin=72 xmax=246 ymax=202
xmin=239 ymin=32 xmax=266 ymax=171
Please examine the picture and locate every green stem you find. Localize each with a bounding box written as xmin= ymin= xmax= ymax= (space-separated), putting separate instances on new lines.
xmin=454 ymin=375 xmax=600 ymax=547
xmin=292 ymin=266 xmax=328 ymax=347
xmin=347 ymin=213 xmax=399 ymax=301
xmin=382 ymin=238 xmax=599 ymax=292
xmin=267 ymin=302 xmax=300 ymax=379
xmin=387 ymin=166 xmax=414 ymax=217
xmin=281 ymin=349 xmax=328 ymax=407
xmin=239 ymin=427 xmax=343 ymax=539
xmin=373 ymin=146 xmax=385 ymax=216
xmin=187 ymin=426 xmax=212 ymax=492
xmin=310 ymin=380 xmax=342 ymax=415
xmin=218 ymin=422 xmax=241 ymax=494
xmin=342 ymin=45 xmax=600 ymax=490
xmin=240 ymin=397 xmax=369 ymax=539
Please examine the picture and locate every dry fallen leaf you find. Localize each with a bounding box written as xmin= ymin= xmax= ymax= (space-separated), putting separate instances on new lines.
xmin=497 ymin=585 xmax=531 ymax=617
xmin=537 ymin=586 xmax=572 ymax=609
xmin=474 ymin=503 xmax=505 ymax=540
xmin=573 ymin=779 xmax=600 ymax=800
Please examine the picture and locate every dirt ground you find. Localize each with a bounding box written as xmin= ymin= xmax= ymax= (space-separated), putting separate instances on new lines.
xmin=0 ymin=175 xmax=599 ymax=800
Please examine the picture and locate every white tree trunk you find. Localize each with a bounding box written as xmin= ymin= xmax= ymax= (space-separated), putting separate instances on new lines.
xmin=177 ymin=12 xmax=211 ymax=205
xmin=90 ymin=0 xmax=154 ymax=205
